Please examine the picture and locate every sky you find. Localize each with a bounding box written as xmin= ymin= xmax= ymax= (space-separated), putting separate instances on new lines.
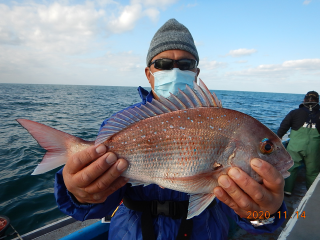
xmin=0 ymin=0 xmax=319 ymax=93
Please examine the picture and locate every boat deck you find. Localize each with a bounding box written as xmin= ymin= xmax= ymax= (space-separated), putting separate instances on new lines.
xmin=11 ymin=218 xmax=101 ymax=240
xmin=278 ymin=171 xmax=320 ymax=240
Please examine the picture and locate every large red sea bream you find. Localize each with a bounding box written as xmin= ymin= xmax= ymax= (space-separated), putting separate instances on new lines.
xmin=17 ymin=79 xmax=293 ymax=219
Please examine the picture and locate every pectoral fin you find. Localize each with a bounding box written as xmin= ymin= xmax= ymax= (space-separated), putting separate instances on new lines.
xmin=187 ymin=193 xmax=216 ymax=219
xmin=129 ymin=180 xmax=150 ymax=187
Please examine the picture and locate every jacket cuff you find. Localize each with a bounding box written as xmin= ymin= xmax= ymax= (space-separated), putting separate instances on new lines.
xmin=67 ymin=190 xmax=93 ymax=209
xmin=54 ymin=167 xmax=93 ymax=221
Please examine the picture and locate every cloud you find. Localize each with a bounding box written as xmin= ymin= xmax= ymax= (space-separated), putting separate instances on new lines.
xmin=143 ymin=8 xmax=160 ymax=22
xmin=0 ymin=26 xmax=22 ymax=45
xmin=194 ymin=40 xmax=203 ymax=46
xmin=0 ymin=1 xmax=178 ymax=48
xmin=0 ymin=0 xmax=179 ymax=86
xmin=93 ymin=51 xmax=143 ymax=72
xmin=303 ymin=0 xmax=311 ymax=5
xmin=227 ymin=48 xmax=257 ymax=57
xmin=96 ymin=0 xmax=118 ymax=7
xmin=199 ymin=58 xmax=226 ymax=70
xmin=178 ymin=2 xmax=198 ymax=10
xmin=185 ymin=3 xmax=198 ymax=8
xmin=142 ymin=0 xmax=179 ymax=9
xmin=108 ymin=3 xmax=144 ymax=33
xmin=235 ymin=60 xmax=247 ymax=63
xmin=0 ymin=2 xmax=105 ymax=54
xmin=0 ymin=45 xmax=147 ymax=86
xmin=282 ymin=59 xmax=320 ymax=69
xmin=226 ymin=59 xmax=320 ymax=78
xmin=198 ymin=59 xmax=320 ymax=93
xmin=107 ymin=0 xmax=178 ymax=32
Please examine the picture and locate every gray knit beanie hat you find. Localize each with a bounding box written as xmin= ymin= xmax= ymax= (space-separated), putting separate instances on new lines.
xmin=146 ymin=18 xmax=199 ymax=66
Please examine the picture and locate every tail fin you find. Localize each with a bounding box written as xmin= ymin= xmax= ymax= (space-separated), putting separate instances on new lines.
xmin=16 ymin=119 xmax=90 ymax=175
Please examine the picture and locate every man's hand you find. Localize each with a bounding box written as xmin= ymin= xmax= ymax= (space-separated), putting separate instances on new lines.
xmin=213 ymin=158 xmax=284 ymax=219
xmin=62 ymin=144 xmax=129 ymax=204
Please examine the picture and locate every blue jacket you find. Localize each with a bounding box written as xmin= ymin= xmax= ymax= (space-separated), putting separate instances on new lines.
xmin=54 ymin=86 xmax=287 ymax=240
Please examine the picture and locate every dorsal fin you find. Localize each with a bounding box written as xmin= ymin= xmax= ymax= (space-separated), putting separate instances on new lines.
xmin=184 ymin=85 xmax=203 ymax=107
xmin=199 ymin=78 xmax=222 ymax=107
xmin=95 ymin=80 xmax=222 ymax=145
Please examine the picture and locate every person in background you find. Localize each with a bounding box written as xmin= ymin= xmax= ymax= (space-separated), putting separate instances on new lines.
xmin=277 ymin=91 xmax=320 ymax=196
xmin=55 ymin=19 xmax=287 ymax=240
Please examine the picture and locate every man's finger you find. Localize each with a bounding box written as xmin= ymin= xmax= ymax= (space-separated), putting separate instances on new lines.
xmin=73 ymin=152 xmax=118 ymax=188
xmin=217 ymin=174 xmax=255 ymax=212
xmin=214 ymin=186 xmax=239 ymax=210
xmin=90 ymin=177 xmax=129 ymax=203
xmin=250 ymin=158 xmax=284 ymax=191
xmin=84 ymin=159 xmax=129 ymax=193
xmin=227 ymin=167 xmax=271 ymax=206
xmin=213 ymin=186 xmax=248 ymax=218
xmin=67 ymin=144 xmax=107 ymax=174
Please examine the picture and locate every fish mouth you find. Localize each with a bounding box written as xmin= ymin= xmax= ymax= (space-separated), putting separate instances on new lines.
xmin=275 ymin=155 xmax=293 ymax=179
xmin=279 ymin=158 xmax=293 ymax=179
xmin=280 ymin=170 xmax=291 ymax=179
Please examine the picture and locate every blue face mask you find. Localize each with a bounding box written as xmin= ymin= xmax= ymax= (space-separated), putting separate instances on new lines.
xmin=150 ymin=68 xmax=197 ymax=98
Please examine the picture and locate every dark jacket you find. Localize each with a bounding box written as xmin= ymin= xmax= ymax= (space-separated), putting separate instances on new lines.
xmin=277 ymin=104 xmax=320 ymax=138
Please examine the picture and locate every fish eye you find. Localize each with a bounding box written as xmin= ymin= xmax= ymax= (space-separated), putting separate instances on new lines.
xmin=265 ymin=144 xmax=272 ymax=151
xmin=260 ymin=138 xmax=274 ymax=154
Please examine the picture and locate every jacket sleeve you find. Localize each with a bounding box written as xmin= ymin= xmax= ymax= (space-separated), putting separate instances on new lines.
xmin=54 ymin=167 xmax=127 ymax=221
xmin=219 ymin=200 xmax=287 ymax=234
xmin=277 ymin=111 xmax=293 ymax=139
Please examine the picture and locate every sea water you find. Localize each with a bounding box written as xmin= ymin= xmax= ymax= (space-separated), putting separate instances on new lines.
xmin=0 ymin=83 xmax=303 ymax=236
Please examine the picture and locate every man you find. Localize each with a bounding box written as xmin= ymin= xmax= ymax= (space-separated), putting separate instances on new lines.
xmin=55 ymin=19 xmax=287 ymax=239
xmin=277 ymin=91 xmax=320 ymax=195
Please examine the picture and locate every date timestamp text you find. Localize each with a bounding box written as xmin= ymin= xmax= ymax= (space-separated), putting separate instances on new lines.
xmin=246 ymin=211 xmax=306 ymax=219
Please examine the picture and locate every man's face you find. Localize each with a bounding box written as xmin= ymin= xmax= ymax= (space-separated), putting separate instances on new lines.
xmin=145 ymin=49 xmax=200 ymax=89
xmin=304 ymin=95 xmax=319 ymax=103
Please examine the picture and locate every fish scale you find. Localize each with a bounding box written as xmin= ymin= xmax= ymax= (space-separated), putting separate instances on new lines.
xmin=17 ymin=79 xmax=293 ymax=219
xmin=105 ymin=108 xmax=254 ymax=188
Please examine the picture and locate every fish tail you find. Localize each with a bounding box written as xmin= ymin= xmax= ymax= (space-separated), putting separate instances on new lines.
xmin=16 ymin=119 xmax=87 ymax=175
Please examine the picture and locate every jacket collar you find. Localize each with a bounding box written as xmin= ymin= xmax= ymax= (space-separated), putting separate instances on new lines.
xmin=299 ymin=103 xmax=320 ymax=112
xmin=137 ymin=86 xmax=154 ymax=104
